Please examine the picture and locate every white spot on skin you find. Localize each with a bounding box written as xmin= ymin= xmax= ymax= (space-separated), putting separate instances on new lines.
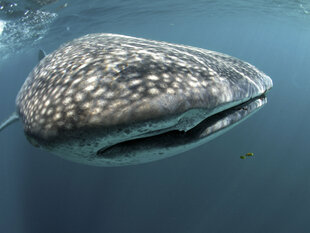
xmin=147 ymin=75 xmax=160 ymax=81
xmin=82 ymin=102 xmax=91 ymax=109
xmin=163 ymin=73 xmax=170 ymax=78
xmin=47 ymin=108 xmax=53 ymax=116
xmin=159 ymin=83 xmax=167 ymax=89
xmin=44 ymin=100 xmax=51 ymax=107
xmin=63 ymin=97 xmax=72 ymax=105
xmin=54 ymin=92 xmax=61 ymax=99
xmin=96 ymin=99 xmax=106 ymax=106
xmin=72 ymin=78 xmax=82 ymax=85
xmin=201 ymin=80 xmax=208 ymax=87
xmin=75 ymin=93 xmax=85 ymax=102
xmin=129 ymin=79 xmax=142 ymax=87
xmin=163 ymin=78 xmax=171 ymax=83
xmin=54 ymin=113 xmax=62 ymax=121
xmin=66 ymin=104 xmax=75 ymax=110
xmin=63 ymin=76 xmax=71 ymax=84
xmin=105 ymin=92 xmax=114 ymax=99
xmin=190 ymin=76 xmax=198 ymax=82
xmin=210 ymin=87 xmax=218 ymax=94
xmin=127 ymin=73 xmax=140 ymax=79
xmin=119 ymin=89 xmax=131 ymax=98
xmin=137 ymin=86 xmax=145 ymax=93
xmin=87 ymin=76 xmax=98 ymax=83
xmin=188 ymin=81 xmax=199 ymax=88
xmin=166 ymin=88 xmax=175 ymax=94
xmin=51 ymin=87 xmax=59 ymax=95
xmin=91 ymin=108 xmax=102 ymax=115
xmin=93 ymin=89 xmax=105 ymax=97
xmin=209 ymin=69 xmax=216 ymax=76
xmin=56 ymin=106 xmax=63 ymax=112
xmin=172 ymin=82 xmax=180 ymax=88
xmin=131 ymin=93 xmax=140 ymax=100
xmin=34 ymin=99 xmax=39 ymax=106
xmin=175 ymin=77 xmax=182 ymax=83
xmin=110 ymin=101 xmax=123 ymax=110
xmin=84 ymin=84 xmax=95 ymax=92
xmin=66 ymin=111 xmax=75 ymax=117
xmin=147 ymin=82 xmax=155 ymax=87
xmin=41 ymin=108 xmax=47 ymax=115
xmin=149 ymin=88 xmax=160 ymax=95
xmin=65 ymin=89 xmax=74 ymax=96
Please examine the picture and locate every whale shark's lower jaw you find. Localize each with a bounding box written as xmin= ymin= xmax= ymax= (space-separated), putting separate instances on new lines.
xmin=30 ymin=94 xmax=267 ymax=167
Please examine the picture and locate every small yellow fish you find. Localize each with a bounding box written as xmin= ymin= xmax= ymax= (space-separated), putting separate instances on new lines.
xmin=246 ymin=152 xmax=254 ymax=157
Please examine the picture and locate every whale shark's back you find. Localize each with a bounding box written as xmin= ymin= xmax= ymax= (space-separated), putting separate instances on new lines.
xmin=16 ymin=33 xmax=272 ymax=141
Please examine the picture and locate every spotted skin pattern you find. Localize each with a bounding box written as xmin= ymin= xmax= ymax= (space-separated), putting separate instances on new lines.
xmin=15 ymin=33 xmax=272 ymax=166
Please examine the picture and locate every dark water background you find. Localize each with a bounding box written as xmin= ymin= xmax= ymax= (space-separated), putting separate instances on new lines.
xmin=1 ymin=1 xmax=310 ymax=232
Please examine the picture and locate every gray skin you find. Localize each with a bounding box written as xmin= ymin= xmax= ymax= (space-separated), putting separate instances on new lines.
xmin=1 ymin=33 xmax=273 ymax=166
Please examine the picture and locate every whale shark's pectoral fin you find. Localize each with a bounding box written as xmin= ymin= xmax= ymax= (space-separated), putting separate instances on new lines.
xmin=38 ymin=49 xmax=46 ymax=61
xmin=0 ymin=112 xmax=19 ymax=132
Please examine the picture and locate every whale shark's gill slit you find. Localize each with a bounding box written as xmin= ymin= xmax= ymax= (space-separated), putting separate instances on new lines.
xmin=96 ymin=94 xmax=266 ymax=158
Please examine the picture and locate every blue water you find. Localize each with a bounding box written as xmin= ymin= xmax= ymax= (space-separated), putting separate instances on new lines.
xmin=1 ymin=1 xmax=310 ymax=232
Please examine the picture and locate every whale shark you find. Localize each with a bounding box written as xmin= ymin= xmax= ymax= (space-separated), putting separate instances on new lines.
xmin=0 ymin=33 xmax=273 ymax=166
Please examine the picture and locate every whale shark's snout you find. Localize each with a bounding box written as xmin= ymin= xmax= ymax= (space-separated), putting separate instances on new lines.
xmin=10 ymin=33 xmax=272 ymax=166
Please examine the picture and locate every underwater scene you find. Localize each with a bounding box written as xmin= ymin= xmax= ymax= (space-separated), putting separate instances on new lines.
xmin=0 ymin=0 xmax=310 ymax=232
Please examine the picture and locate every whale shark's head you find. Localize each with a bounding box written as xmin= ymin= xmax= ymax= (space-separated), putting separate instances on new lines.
xmin=15 ymin=33 xmax=272 ymax=166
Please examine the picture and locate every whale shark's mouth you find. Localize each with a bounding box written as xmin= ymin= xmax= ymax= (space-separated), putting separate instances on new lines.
xmin=96 ymin=94 xmax=267 ymax=159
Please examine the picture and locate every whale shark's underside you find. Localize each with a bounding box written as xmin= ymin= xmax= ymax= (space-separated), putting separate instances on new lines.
xmin=0 ymin=33 xmax=273 ymax=166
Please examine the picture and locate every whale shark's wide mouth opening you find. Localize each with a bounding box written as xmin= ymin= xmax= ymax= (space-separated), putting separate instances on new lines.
xmin=96 ymin=94 xmax=267 ymax=158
